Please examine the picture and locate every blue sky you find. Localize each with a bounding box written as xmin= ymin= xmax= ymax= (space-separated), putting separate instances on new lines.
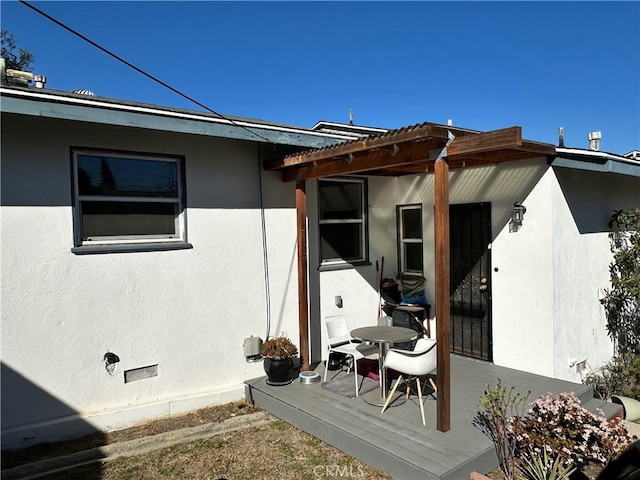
xmin=2 ymin=1 xmax=639 ymax=153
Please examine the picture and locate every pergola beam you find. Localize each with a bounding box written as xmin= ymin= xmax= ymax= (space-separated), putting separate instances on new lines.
xmin=271 ymin=126 xmax=555 ymax=182
xmin=265 ymin=123 xmax=476 ymax=171
xmin=447 ymin=126 xmax=522 ymax=156
xmin=282 ymin=139 xmax=445 ymax=182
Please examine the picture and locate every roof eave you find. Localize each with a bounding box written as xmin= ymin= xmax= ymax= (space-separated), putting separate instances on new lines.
xmin=550 ymin=154 xmax=640 ymax=178
xmin=0 ymin=86 xmax=353 ymax=149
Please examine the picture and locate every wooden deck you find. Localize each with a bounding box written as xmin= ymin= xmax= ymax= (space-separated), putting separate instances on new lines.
xmin=246 ymin=355 xmax=609 ymax=480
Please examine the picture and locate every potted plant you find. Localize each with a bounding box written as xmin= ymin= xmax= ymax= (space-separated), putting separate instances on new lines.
xmin=261 ymin=336 xmax=298 ymax=386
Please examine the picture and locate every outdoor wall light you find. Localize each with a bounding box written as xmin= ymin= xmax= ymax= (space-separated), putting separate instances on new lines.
xmin=509 ymin=202 xmax=526 ymax=233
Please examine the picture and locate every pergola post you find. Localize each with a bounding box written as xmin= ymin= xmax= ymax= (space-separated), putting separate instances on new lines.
xmin=434 ymin=157 xmax=451 ymax=432
xmin=296 ymin=180 xmax=310 ymax=371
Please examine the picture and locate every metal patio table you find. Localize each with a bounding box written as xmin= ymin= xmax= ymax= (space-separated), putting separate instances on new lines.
xmin=350 ymin=325 xmax=418 ymax=406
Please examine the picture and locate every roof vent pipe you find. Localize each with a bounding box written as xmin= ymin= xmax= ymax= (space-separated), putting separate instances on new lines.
xmin=558 ymin=127 xmax=565 ymax=147
xmin=34 ymin=74 xmax=46 ymax=88
xmin=588 ymin=131 xmax=601 ymax=151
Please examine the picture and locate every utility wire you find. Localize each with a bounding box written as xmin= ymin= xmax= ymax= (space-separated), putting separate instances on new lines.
xmin=257 ymin=145 xmax=272 ymax=341
xmin=19 ymin=0 xmax=275 ymax=145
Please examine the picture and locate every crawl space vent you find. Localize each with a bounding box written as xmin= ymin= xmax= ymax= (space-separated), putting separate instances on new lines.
xmin=124 ymin=364 xmax=159 ymax=383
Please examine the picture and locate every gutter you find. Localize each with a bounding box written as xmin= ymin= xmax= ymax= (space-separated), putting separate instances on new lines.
xmin=0 ymin=87 xmax=355 ymax=146
xmin=550 ymin=148 xmax=640 ymax=178
xmin=555 ymin=147 xmax=640 ymax=166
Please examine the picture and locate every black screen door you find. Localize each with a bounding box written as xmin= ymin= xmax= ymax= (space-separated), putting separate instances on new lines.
xmin=450 ymin=203 xmax=492 ymax=360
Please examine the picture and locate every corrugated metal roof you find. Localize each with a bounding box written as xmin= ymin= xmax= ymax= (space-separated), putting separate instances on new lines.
xmin=288 ymin=121 xmax=480 ymax=159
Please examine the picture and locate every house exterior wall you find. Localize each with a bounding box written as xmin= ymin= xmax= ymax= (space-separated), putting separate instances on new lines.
xmin=1 ymin=114 xmax=299 ymax=448
xmin=394 ymin=158 xmax=551 ymax=330
xmin=549 ymin=167 xmax=640 ymax=382
xmin=309 ymin=177 xmax=398 ymax=363
xmin=3 ymin=109 xmax=637 ymax=448
xmin=491 ymin=168 xmax=558 ymax=376
xmin=312 ymin=159 xmax=554 ymax=366
xmin=484 ymin=167 xmax=639 ymax=382
xmin=312 ymin=159 xmax=637 ymax=385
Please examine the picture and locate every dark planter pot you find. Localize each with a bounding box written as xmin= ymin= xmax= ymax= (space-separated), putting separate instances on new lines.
xmin=263 ymin=357 xmax=294 ymax=386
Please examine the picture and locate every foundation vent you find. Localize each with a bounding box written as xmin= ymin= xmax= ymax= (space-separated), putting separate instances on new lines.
xmin=124 ymin=364 xmax=159 ymax=383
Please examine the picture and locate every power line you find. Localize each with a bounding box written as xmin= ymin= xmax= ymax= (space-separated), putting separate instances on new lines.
xmin=18 ymin=0 xmax=275 ymax=145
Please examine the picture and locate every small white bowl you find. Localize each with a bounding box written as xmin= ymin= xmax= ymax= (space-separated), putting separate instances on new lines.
xmin=298 ymin=371 xmax=321 ymax=384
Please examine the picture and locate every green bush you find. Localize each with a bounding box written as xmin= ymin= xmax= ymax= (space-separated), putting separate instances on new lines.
xmin=585 ymin=352 xmax=640 ymax=401
xmin=474 ymin=379 xmax=529 ymax=480
xmin=602 ymin=209 xmax=640 ymax=354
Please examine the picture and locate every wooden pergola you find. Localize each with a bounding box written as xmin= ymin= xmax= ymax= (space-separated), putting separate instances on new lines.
xmin=264 ymin=122 xmax=556 ymax=432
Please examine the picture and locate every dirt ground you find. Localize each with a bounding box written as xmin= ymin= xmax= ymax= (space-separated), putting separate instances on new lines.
xmin=2 ymin=400 xmax=393 ymax=480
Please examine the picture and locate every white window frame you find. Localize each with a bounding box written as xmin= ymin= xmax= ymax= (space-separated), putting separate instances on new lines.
xmin=318 ymin=177 xmax=368 ymax=265
xmin=72 ymin=149 xmax=186 ymax=247
xmin=397 ymin=204 xmax=423 ymax=276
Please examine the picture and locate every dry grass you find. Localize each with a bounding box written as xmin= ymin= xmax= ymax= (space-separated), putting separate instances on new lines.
xmin=3 ymin=400 xmax=392 ymax=480
xmin=50 ymin=421 xmax=392 ymax=480
xmin=8 ymin=400 xmax=624 ymax=479
xmin=2 ymin=400 xmax=262 ymax=469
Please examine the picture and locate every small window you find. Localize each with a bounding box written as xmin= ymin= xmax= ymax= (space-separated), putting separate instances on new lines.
xmin=72 ymin=150 xmax=185 ymax=247
xmin=397 ymin=204 xmax=423 ymax=275
xmin=318 ymin=178 xmax=367 ymax=265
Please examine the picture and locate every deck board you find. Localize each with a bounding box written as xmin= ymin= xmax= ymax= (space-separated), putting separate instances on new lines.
xmin=246 ymin=355 xmax=595 ymax=480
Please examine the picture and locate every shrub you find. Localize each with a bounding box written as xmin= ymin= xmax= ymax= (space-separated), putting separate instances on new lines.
xmin=584 ymin=352 xmax=640 ymax=401
xmin=474 ymin=379 xmax=529 ymax=480
xmin=509 ymin=392 xmax=636 ymax=468
xmin=602 ymin=209 xmax=640 ymax=354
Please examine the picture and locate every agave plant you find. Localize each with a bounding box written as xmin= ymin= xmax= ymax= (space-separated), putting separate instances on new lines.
xmin=516 ymin=446 xmax=576 ymax=480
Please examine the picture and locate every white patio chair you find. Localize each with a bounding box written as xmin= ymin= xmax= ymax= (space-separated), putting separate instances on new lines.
xmin=323 ymin=315 xmax=379 ymax=397
xmin=380 ymin=338 xmax=437 ymax=425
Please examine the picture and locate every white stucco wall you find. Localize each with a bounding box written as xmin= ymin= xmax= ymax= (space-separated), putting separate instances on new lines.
xmin=313 ymin=158 xmax=636 ymax=384
xmin=309 ymin=177 xmax=398 ymax=363
xmin=491 ymin=168 xmax=557 ymax=376
xmin=549 ymin=167 xmax=639 ymax=382
xmin=493 ymin=166 xmax=640 ymax=382
xmin=1 ymin=114 xmax=299 ymax=448
xmin=395 ymin=158 xmax=550 ymax=320
xmin=313 ymin=159 xmax=554 ymax=366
